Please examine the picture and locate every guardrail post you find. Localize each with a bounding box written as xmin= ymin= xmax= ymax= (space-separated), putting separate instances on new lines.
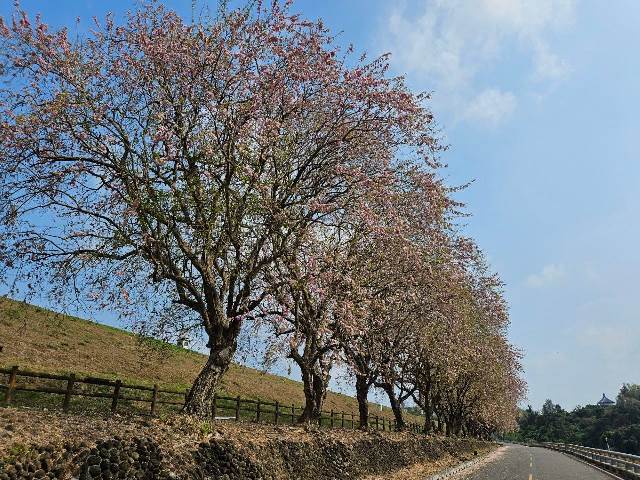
xmin=150 ymin=384 xmax=158 ymax=416
xmin=275 ymin=401 xmax=280 ymax=425
xmin=235 ymin=395 xmax=241 ymax=421
xmin=111 ymin=380 xmax=121 ymax=413
xmin=3 ymin=366 xmax=18 ymax=406
xmin=63 ymin=373 xmax=75 ymax=412
xmin=212 ymin=393 xmax=217 ymax=419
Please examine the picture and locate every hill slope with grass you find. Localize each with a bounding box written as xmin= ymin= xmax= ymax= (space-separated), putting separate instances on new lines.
xmin=0 ymin=296 xmax=412 ymax=422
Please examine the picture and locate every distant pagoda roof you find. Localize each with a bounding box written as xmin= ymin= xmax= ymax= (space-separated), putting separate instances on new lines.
xmin=597 ymin=393 xmax=615 ymax=406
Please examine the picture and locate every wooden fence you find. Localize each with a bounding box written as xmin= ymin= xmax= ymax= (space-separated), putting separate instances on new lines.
xmin=0 ymin=365 xmax=423 ymax=433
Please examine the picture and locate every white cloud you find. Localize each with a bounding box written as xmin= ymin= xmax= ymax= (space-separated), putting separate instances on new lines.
xmin=582 ymin=263 xmax=601 ymax=282
xmin=525 ymin=263 xmax=566 ymax=288
xmin=463 ymin=88 xmax=516 ymax=125
xmin=532 ymin=40 xmax=571 ymax=81
xmin=577 ymin=323 xmax=640 ymax=361
xmin=384 ymin=0 xmax=575 ymax=124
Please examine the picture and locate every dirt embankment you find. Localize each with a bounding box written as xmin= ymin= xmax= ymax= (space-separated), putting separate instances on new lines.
xmin=0 ymin=409 xmax=494 ymax=480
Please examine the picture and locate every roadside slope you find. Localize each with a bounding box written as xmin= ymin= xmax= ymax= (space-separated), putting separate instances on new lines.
xmin=0 ymin=296 xmax=409 ymax=421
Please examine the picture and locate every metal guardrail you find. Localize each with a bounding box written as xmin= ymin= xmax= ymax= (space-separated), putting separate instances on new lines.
xmin=545 ymin=442 xmax=640 ymax=478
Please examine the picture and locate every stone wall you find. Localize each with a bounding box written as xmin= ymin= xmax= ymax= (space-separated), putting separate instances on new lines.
xmin=0 ymin=437 xmax=163 ymax=480
xmin=0 ymin=429 xmax=487 ymax=480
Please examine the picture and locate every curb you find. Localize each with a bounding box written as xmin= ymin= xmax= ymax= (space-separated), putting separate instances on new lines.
xmin=425 ymin=456 xmax=485 ymax=480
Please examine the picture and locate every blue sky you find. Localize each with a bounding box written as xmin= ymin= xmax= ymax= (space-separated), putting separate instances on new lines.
xmin=2 ymin=0 xmax=640 ymax=411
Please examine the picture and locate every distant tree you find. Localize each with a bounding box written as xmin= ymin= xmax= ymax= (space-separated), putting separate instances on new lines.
xmin=541 ymin=399 xmax=557 ymax=417
xmin=0 ymin=2 xmax=440 ymax=414
xmin=515 ymin=385 xmax=640 ymax=454
xmin=618 ymin=384 xmax=640 ymax=405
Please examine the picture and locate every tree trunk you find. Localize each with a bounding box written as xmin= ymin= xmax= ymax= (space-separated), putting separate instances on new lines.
xmin=452 ymin=409 xmax=463 ymax=436
xmin=299 ymin=365 xmax=327 ymax=423
xmin=355 ymin=374 xmax=370 ymax=430
xmin=415 ymin=386 xmax=433 ymax=434
xmin=423 ymin=398 xmax=432 ymax=434
xmin=380 ymin=383 xmax=405 ymax=430
xmin=183 ymin=330 xmax=237 ymax=416
xmin=436 ymin=414 xmax=445 ymax=434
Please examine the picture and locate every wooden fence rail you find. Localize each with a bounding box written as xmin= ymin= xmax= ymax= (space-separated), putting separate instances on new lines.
xmin=0 ymin=365 xmax=423 ymax=433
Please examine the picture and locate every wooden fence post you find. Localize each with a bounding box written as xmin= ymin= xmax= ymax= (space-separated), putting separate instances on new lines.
xmin=111 ymin=380 xmax=121 ymax=414
xmin=341 ymin=411 xmax=345 ymax=428
xmin=375 ymin=415 xmax=379 ymax=431
xmin=351 ymin=412 xmax=354 ymax=429
xmin=291 ymin=404 xmax=295 ymax=424
xmin=212 ymin=393 xmax=217 ymax=419
xmin=275 ymin=401 xmax=280 ymax=425
xmin=150 ymin=384 xmax=158 ymax=416
xmin=235 ymin=396 xmax=241 ymax=421
xmin=256 ymin=399 xmax=261 ymax=423
xmin=3 ymin=366 xmax=18 ymax=406
xmin=330 ymin=409 xmax=334 ymax=428
xmin=382 ymin=417 xmax=386 ymax=431
xmin=63 ymin=374 xmax=75 ymax=412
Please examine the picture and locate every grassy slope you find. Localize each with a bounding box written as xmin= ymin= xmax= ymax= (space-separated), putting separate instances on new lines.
xmin=0 ymin=297 xmax=415 ymax=422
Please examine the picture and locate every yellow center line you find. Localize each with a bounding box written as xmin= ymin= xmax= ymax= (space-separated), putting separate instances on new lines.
xmin=529 ymin=454 xmax=534 ymax=480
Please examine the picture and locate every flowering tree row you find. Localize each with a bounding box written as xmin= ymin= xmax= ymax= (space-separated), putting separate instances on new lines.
xmin=0 ymin=1 xmax=524 ymax=433
xmin=255 ymin=167 xmax=526 ymax=435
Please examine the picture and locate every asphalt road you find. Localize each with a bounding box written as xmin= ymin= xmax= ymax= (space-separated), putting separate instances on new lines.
xmin=464 ymin=444 xmax=613 ymax=480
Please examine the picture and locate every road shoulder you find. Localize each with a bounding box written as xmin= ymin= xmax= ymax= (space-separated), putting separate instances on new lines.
xmin=362 ymin=444 xmax=501 ymax=480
